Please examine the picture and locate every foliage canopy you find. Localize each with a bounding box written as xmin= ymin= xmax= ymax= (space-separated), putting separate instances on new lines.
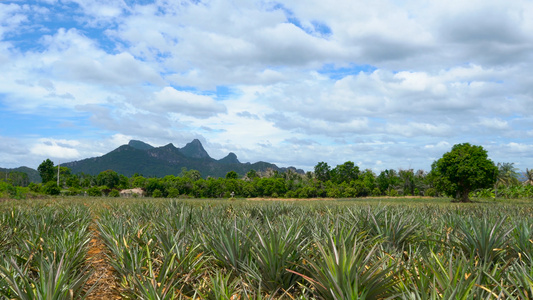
xmin=38 ymin=159 xmax=55 ymax=183
xmin=430 ymin=143 xmax=497 ymax=202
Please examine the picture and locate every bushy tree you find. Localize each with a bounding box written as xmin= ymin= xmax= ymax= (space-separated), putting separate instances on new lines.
xmin=181 ymin=168 xmax=202 ymax=181
xmin=86 ymin=186 xmax=102 ymax=197
xmin=97 ymin=170 xmax=120 ymax=189
xmin=225 ymin=171 xmax=238 ymax=180
xmin=42 ymin=181 xmax=60 ymax=195
xmin=430 ymin=143 xmax=497 ymax=202
xmin=332 ymin=161 xmax=359 ymax=184
xmin=38 ymin=159 xmax=55 ymax=183
xmin=314 ymin=162 xmax=331 ymax=182
xmin=245 ymin=169 xmax=259 ymax=181
xmin=376 ymin=169 xmax=399 ymax=195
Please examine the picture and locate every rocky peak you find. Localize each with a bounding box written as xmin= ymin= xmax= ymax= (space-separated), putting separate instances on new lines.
xmin=219 ymin=152 xmax=240 ymax=164
xmin=179 ymin=139 xmax=211 ymax=159
xmin=128 ymin=140 xmax=154 ymax=151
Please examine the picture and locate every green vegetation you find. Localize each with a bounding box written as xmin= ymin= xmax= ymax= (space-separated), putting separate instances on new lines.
xmin=2 ymin=143 xmax=532 ymax=298
xmin=1 ymin=143 xmax=532 ymax=202
xmin=430 ymin=143 xmax=498 ymax=202
xmin=0 ymin=201 xmax=92 ymax=299
xmin=1 ymin=197 xmax=533 ymax=298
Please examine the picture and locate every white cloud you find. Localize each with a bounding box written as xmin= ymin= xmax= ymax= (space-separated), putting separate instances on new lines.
xmin=505 ymin=142 xmax=533 ymax=154
xmin=30 ymin=139 xmax=81 ymax=160
xmin=0 ymin=3 xmax=26 ymax=39
xmin=1 ymin=0 xmax=532 ymax=172
xmin=478 ymin=117 xmax=510 ymax=131
xmin=151 ymin=87 xmax=226 ymax=118
xmin=386 ymin=122 xmax=452 ymax=138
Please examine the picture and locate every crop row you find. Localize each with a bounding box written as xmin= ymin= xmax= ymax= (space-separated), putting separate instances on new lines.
xmin=95 ymin=200 xmax=533 ymax=299
xmin=3 ymin=198 xmax=533 ymax=299
xmin=0 ymin=203 xmax=92 ymax=299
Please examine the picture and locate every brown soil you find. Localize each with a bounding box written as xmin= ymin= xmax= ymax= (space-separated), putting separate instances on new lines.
xmin=85 ymin=222 xmax=123 ymax=300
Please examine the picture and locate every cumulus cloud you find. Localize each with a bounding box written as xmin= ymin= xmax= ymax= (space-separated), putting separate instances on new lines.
xmin=0 ymin=0 xmax=532 ymax=171
xmin=30 ymin=139 xmax=81 ymax=160
xmin=150 ymin=87 xmax=226 ymax=118
xmin=478 ymin=117 xmax=511 ymax=131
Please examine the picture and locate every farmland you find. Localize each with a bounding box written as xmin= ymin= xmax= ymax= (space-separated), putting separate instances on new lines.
xmin=2 ymin=197 xmax=533 ymax=299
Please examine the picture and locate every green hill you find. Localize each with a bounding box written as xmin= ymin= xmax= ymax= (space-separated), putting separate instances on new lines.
xmin=63 ymin=140 xmax=302 ymax=178
xmin=0 ymin=166 xmax=41 ymax=184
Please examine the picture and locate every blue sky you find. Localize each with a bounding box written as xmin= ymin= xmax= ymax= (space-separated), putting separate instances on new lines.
xmin=1 ymin=0 xmax=533 ymax=173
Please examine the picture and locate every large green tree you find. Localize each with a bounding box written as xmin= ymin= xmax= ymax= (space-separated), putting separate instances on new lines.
xmin=97 ymin=170 xmax=120 ymax=189
xmin=314 ymin=162 xmax=331 ymax=182
xmin=37 ymin=159 xmax=55 ymax=183
xmin=332 ymin=161 xmax=359 ymax=184
xmin=430 ymin=143 xmax=497 ymax=202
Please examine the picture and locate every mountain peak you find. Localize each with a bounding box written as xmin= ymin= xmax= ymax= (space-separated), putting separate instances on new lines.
xmin=219 ymin=152 xmax=240 ymax=164
xmin=128 ymin=140 xmax=154 ymax=151
xmin=179 ymin=139 xmax=211 ymax=159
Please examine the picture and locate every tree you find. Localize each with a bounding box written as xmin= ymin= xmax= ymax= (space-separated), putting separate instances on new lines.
xmin=314 ymin=162 xmax=331 ymax=182
xmin=524 ymin=168 xmax=533 ymax=186
xmin=496 ymin=162 xmax=520 ymax=187
xmin=97 ymin=170 xmax=120 ymax=189
xmin=430 ymin=143 xmax=497 ymax=202
xmin=398 ymin=169 xmax=415 ymax=196
xmin=225 ymin=171 xmax=238 ymax=180
xmin=38 ymin=159 xmax=55 ymax=183
xmin=332 ymin=161 xmax=359 ymax=184
xmin=245 ymin=169 xmax=259 ymax=181
xmin=377 ymin=169 xmax=399 ymax=195
xmin=180 ymin=168 xmax=202 ymax=181
xmin=57 ymin=166 xmax=73 ymax=188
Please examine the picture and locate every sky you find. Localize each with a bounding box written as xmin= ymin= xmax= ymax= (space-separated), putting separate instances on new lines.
xmin=1 ymin=0 xmax=533 ymax=173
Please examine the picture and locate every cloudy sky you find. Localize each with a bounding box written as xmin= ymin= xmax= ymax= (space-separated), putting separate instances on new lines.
xmin=1 ymin=0 xmax=533 ymax=173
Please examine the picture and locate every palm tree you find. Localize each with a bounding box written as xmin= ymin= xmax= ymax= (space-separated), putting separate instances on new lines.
xmin=524 ymin=168 xmax=533 ymax=186
xmin=496 ymin=162 xmax=520 ymax=187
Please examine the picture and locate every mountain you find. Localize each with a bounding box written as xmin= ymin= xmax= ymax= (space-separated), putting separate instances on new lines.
xmin=179 ymin=139 xmax=210 ymax=159
xmin=63 ymin=140 xmax=303 ymax=178
xmin=0 ymin=166 xmax=41 ymax=184
xmin=218 ymin=152 xmax=240 ymax=164
xmin=128 ymin=140 xmax=154 ymax=151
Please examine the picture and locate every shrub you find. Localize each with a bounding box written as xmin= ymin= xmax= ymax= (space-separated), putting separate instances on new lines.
xmin=425 ymin=188 xmax=437 ymax=197
xmin=66 ymin=187 xmax=82 ymax=196
xmin=152 ymin=189 xmax=163 ymax=198
xmin=167 ymin=188 xmax=180 ymax=198
xmin=109 ymin=189 xmax=120 ymax=197
xmin=285 ymin=190 xmax=297 ymax=198
xmin=100 ymin=185 xmax=111 ymax=196
xmin=28 ymin=182 xmax=41 ymax=193
xmin=326 ymin=187 xmax=341 ymax=198
xmin=86 ymin=186 xmax=102 ymax=197
xmin=43 ymin=181 xmax=60 ymax=195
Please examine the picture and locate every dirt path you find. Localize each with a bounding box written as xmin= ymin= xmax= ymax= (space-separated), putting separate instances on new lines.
xmin=85 ymin=222 xmax=123 ymax=299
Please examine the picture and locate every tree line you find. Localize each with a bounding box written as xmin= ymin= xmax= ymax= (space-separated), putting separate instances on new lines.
xmin=32 ymin=160 xmax=435 ymax=199
xmin=1 ymin=143 xmax=532 ymax=201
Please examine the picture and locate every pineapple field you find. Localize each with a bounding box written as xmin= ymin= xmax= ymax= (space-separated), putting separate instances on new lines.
xmin=2 ymin=197 xmax=533 ymax=299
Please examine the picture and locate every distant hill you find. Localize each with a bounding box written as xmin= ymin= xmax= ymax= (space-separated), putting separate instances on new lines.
xmin=63 ymin=139 xmax=303 ymax=178
xmin=0 ymin=166 xmax=41 ymax=184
